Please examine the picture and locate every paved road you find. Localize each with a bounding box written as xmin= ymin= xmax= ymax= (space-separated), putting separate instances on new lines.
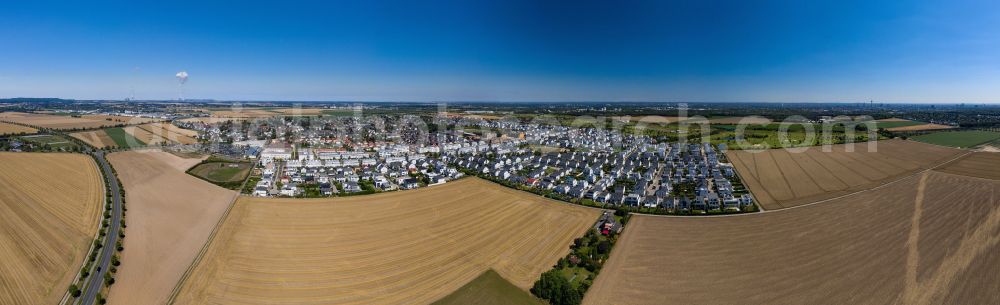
xmin=79 ymin=150 xmax=122 ymax=305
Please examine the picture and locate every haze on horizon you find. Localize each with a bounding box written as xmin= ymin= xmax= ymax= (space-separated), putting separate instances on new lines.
xmin=1 ymin=0 xmax=998 ymax=103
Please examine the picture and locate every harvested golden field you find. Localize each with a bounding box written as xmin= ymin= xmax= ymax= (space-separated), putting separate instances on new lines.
xmin=584 ymin=170 xmax=1000 ymax=305
xmin=0 ymin=122 xmax=37 ymax=135
xmin=70 ymin=130 xmax=116 ymax=148
xmin=935 ymin=152 xmax=1000 ymax=180
xmin=81 ymin=114 xmax=162 ymax=125
xmin=0 ymin=112 xmax=121 ymax=130
xmin=726 ymin=139 xmax=963 ymax=209
xmin=123 ymin=125 xmax=168 ymax=145
xmin=159 ymin=123 xmax=199 ymax=137
xmin=0 ymin=152 xmax=103 ymax=305
xmin=137 ymin=123 xmax=199 ymax=144
xmin=107 ymin=151 xmax=237 ymax=305
xmin=886 ymin=123 xmax=956 ymax=132
xmin=210 ymin=109 xmax=279 ymax=118
xmin=173 ymin=178 xmax=601 ymax=305
xmin=178 ymin=117 xmax=246 ymax=124
xmin=270 ymin=108 xmax=326 ymax=115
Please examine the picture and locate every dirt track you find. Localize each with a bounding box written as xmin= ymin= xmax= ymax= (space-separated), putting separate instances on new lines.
xmin=107 ymin=150 xmax=236 ymax=305
xmin=173 ymin=178 xmax=601 ymax=305
xmin=584 ymin=170 xmax=1000 ymax=305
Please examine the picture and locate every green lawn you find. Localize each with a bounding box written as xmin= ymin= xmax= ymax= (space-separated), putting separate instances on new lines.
xmin=559 ymin=266 xmax=593 ymax=289
xmin=876 ymin=120 xmax=925 ymax=129
xmin=912 ymin=130 xmax=1000 ymax=148
xmin=431 ymin=269 xmax=546 ymax=305
xmin=189 ymin=162 xmax=252 ymax=183
xmin=104 ymin=127 xmax=145 ymax=148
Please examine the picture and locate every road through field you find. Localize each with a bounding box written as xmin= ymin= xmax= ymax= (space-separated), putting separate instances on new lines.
xmin=79 ymin=151 xmax=123 ymax=305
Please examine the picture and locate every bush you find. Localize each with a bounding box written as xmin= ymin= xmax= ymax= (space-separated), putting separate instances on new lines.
xmin=104 ymin=272 xmax=115 ymax=286
xmin=531 ymin=270 xmax=582 ymax=305
xmin=68 ymin=284 xmax=81 ymax=297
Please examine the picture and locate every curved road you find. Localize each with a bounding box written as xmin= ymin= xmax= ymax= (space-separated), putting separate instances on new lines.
xmin=79 ymin=150 xmax=122 ymax=305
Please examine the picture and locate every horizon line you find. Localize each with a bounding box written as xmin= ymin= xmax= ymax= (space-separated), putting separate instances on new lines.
xmin=3 ymin=97 xmax=1000 ymax=105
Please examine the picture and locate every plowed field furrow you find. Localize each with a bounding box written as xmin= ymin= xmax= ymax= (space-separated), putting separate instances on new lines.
xmin=0 ymin=153 xmax=103 ymax=305
xmin=727 ymin=140 xmax=963 ymax=209
xmin=584 ymin=170 xmax=1000 ymax=305
xmin=173 ymin=177 xmax=600 ymax=305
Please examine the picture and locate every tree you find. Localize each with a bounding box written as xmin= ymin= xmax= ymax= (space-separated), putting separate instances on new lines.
xmin=68 ymin=284 xmax=81 ymax=297
xmin=531 ymin=270 xmax=582 ymax=305
xmin=596 ymin=240 xmax=611 ymax=256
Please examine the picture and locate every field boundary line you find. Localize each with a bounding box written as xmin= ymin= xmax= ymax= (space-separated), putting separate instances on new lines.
xmin=59 ymin=154 xmax=105 ymax=305
xmin=164 ymin=191 xmax=239 ymax=305
xmin=165 ymin=155 xmax=255 ymax=304
xmin=644 ymin=150 xmax=972 ymax=219
xmin=723 ymin=150 xmax=767 ymax=212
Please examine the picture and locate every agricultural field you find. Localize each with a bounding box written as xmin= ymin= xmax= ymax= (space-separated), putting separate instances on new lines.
xmin=704 ymin=116 xmax=773 ymax=124
xmin=0 ymin=112 xmax=123 ymax=130
xmin=726 ymin=139 xmax=962 ymax=209
xmin=18 ymin=134 xmax=81 ymax=150
xmin=431 ymin=270 xmax=546 ymax=305
xmin=72 ymin=123 xmax=199 ymax=148
xmin=70 ymin=130 xmax=117 ymax=148
xmin=269 ymin=108 xmax=326 ymax=115
xmin=210 ymin=108 xmax=279 ymax=118
xmin=0 ymin=122 xmax=37 ymax=135
xmin=0 ymin=153 xmax=103 ymax=305
xmin=885 ymin=123 xmax=955 ymax=132
xmin=584 ymin=170 xmax=1000 ymax=305
xmin=123 ymin=125 xmax=168 ymax=145
xmin=81 ymin=114 xmax=162 ymax=125
xmin=623 ymin=121 xmax=878 ymax=149
xmin=874 ymin=118 xmax=925 ymax=129
xmin=935 ymin=152 xmax=1000 ymax=180
xmin=173 ymin=178 xmax=601 ymax=305
xmin=178 ymin=117 xmax=246 ymax=124
xmin=187 ymin=161 xmax=252 ymax=189
xmin=616 ymin=115 xmax=772 ymax=125
xmin=136 ymin=123 xmax=199 ymax=144
xmin=208 ymin=107 xmax=325 ymax=118
xmin=106 ymin=151 xmax=237 ymax=305
xmin=104 ymin=127 xmax=146 ymax=148
xmin=912 ymin=130 xmax=1000 ymax=148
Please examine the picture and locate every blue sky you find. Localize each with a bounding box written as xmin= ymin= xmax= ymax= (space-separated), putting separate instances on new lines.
xmin=1 ymin=0 xmax=998 ymax=102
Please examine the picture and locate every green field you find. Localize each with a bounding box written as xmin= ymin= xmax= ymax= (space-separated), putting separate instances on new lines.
xmin=104 ymin=127 xmax=145 ymax=148
xmin=697 ymin=123 xmax=876 ymax=150
xmin=875 ymin=120 xmax=925 ymax=129
xmin=431 ymin=269 xmax=546 ymax=305
xmin=18 ymin=134 xmax=79 ymax=150
xmin=189 ymin=162 xmax=252 ymax=183
xmin=912 ymin=130 xmax=1000 ymax=148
